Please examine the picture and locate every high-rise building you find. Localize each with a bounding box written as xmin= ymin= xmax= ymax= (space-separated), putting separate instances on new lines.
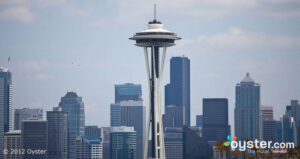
xmin=183 ymin=126 xmax=213 ymax=159
xmin=0 ymin=67 xmax=12 ymax=159
xmin=263 ymin=120 xmax=276 ymax=142
xmin=47 ymin=107 xmax=68 ymax=159
xmin=59 ymin=92 xmax=85 ymax=159
xmin=14 ymin=108 xmax=43 ymax=130
xmin=281 ymin=115 xmax=296 ymax=143
xmin=75 ymin=136 xmax=103 ymax=159
xmin=120 ymin=100 xmax=145 ymax=159
xmin=289 ymin=100 xmax=300 ymax=121
xmin=115 ymin=83 xmax=142 ymax=103
xmin=165 ymin=56 xmax=190 ymax=127
xmin=110 ymin=103 xmax=121 ymax=127
xmin=196 ymin=115 xmax=203 ymax=127
xmin=260 ymin=106 xmax=275 ymax=142
xmin=100 ymin=127 xmax=110 ymax=159
xmin=203 ymin=98 xmax=229 ymax=145
xmin=164 ymin=127 xmax=183 ymax=159
xmin=275 ymin=120 xmax=282 ymax=142
xmin=260 ymin=106 xmax=273 ymax=121
xmin=287 ymin=100 xmax=300 ymax=146
xmin=21 ymin=119 xmax=48 ymax=159
xmin=85 ymin=126 xmax=101 ymax=137
xmin=110 ymin=83 xmax=145 ymax=159
xmin=163 ymin=105 xmax=185 ymax=130
xmin=235 ymin=73 xmax=261 ymax=141
xmin=110 ymin=127 xmax=136 ymax=159
xmin=4 ymin=130 xmax=21 ymax=159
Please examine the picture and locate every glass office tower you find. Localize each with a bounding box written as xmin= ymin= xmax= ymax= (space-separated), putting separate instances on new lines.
xmin=235 ymin=73 xmax=260 ymax=141
xmin=0 ymin=67 xmax=12 ymax=159
xmin=59 ymin=92 xmax=85 ymax=159
xmin=165 ymin=57 xmax=190 ymax=127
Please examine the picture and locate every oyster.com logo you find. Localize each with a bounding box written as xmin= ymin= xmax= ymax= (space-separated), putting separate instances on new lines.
xmin=224 ymin=135 xmax=237 ymax=147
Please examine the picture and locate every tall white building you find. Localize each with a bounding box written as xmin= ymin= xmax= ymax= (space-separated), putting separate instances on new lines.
xmin=75 ymin=136 xmax=103 ymax=159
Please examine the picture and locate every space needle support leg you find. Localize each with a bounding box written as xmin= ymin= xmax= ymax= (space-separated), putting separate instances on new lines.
xmin=143 ymin=47 xmax=151 ymax=159
xmin=159 ymin=46 xmax=167 ymax=158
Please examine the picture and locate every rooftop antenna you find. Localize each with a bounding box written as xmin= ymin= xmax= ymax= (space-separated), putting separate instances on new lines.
xmin=154 ymin=3 xmax=157 ymax=20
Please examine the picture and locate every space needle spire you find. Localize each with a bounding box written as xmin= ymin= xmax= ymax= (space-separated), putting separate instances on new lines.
xmin=130 ymin=4 xmax=181 ymax=159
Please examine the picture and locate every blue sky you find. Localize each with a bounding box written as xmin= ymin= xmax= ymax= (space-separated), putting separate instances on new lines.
xmin=0 ymin=0 xmax=300 ymax=131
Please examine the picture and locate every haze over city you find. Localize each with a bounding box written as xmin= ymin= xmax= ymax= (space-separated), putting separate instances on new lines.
xmin=0 ymin=0 xmax=300 ymax=132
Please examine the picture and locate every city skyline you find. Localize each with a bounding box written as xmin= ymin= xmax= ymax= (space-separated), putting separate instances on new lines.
xmin=0 ymin=0 xmax=300 ymax=135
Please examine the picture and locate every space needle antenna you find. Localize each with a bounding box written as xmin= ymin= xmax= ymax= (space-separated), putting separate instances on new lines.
xmin=154 ymin=4 xmax=157 ymax=20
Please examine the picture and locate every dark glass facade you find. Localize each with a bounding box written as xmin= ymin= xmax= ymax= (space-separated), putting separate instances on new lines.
xmin=183 ymin=126 xmax=213 ymax=159
xmin=196 ymin=115 xmax=203 ymax=127
xmin=165 ymin=57 xmax=190 ymax=126
xmin=163 ymin=105 xmax=185 ymax=130
xmin=21 ymin=120 xmax=48 ymax=159
xmin=47 ymin=107 xmax=68 ymax=159
xmin=85 ymin=126 xmax=101 ymax=137
xmin=202 ymin=98 xmax=229 ymax=143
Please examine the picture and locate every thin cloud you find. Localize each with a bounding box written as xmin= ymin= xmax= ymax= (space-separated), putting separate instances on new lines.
xmin=176 ymin=27 xmax=300 ymax=55
xmin=0 ymin=7 xmax=34 ymax=23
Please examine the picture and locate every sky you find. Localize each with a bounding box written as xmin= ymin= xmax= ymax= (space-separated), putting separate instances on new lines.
xmin=0 ymin=0 xmax=300 ymax=133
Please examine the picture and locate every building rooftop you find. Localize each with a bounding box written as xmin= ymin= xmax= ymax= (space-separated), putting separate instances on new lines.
xmin=110 ymin=126 xmax=135 ymax=133
xmin=0 ymin=66 xmax=9 ymax=72
xmin=78 ymin=136 xmax=102 ymax=144
xmin=64 ymin=92 xmax=78 ymax=98
xmin=5 ymin=130 xmax=21 ymax=135
xmin=115 ymin=83 xmax=141 ymax=96
xmin=241 ymin=73 xmax=255 ymax=83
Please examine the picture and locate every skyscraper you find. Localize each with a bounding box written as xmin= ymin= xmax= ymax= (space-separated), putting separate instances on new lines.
xmin=281 ymin=104 xmax=297 ymax=143
xmin=4 ymin=130 xmax=21 ymax=159
xmin=287 ymin=100 xmax=300 ymax=145
xmin=183 ymin=126 xmax=213 ymax=159
xmin=47 ymin=107 xmax=68 ymax=159
xmin=260 ymin=106 xmax=275 ymax=142
xmin=100 ymin=127 xmax=111 ymax=159
xmin=0 ymin=67 xmax=12 ymax=159
xmin=275 ymin=120 xmax=282 ymax=142
xmin=59 ymin=92 xmax=85 ymax=159
xmin=110 ymin=127 xmax=136 ymax=159
xmin=235 ymin=73 xmax=261 ymax=141
xmin=260 ymin=106 xmax=273 ymax=121
xmin=196 ymin=115 xmax=203 ymax=127
xmin=21 ymin=119 xmax=48 ymax=159
xmin=110 ymin=103 xmax=121 ymax=127
xmin=14 ymin=108 xmax=43 ymax=130
xmin=115 ymin=83 xmax=142 ymax=103
xmin=85 ymin=126 xmax=101 ymax=137
xmin=164 ymin=127 xmax=183 ymax=159
xmin=110 ymin=83 xmax=145 ymax=159
xmin=120 ymin=100 xmax=145 ymax=159
xmin=163 ymin=105 xmax=185 ymax=129
xmin=165 ymin=56 xmax=190 ymax=127
xmin=75 ymin=136 xmax=103 ymax=159
xmin=202 ymin=98 xmax=229 ymax=145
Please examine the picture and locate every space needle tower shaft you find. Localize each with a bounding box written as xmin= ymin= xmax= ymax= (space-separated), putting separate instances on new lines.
xmin=130 ymin=4 xmax=181 ymax=159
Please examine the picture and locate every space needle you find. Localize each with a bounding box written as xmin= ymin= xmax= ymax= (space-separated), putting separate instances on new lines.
xmin=130 ymin=5 xmax=181 ymax=159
